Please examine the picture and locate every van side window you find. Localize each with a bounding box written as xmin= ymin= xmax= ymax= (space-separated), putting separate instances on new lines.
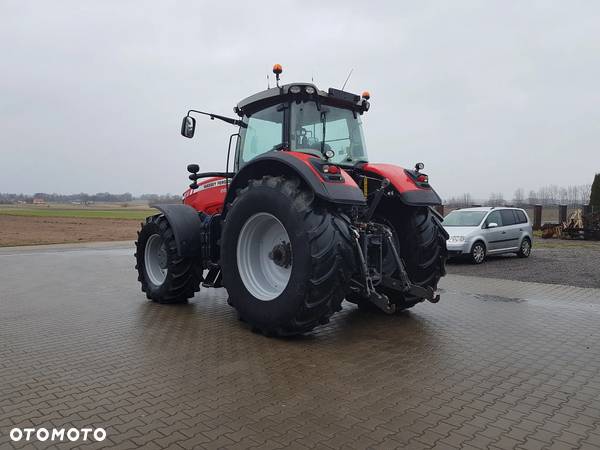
xmin=500 ymin=209 xmax=517 ymax=226
xmin=515 ymin=210 xmax=528 ymax=224
xmin=485 ymin=211 xmax=503 ymax=227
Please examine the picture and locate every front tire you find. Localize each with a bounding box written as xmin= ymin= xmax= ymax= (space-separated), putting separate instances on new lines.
xmin=221 ymin=176 xmax=355 ymax=336
xmin=471 ymin=241 xmax=486 ymax=264
xmin=135 ymin=214 xmax=202 ymax=304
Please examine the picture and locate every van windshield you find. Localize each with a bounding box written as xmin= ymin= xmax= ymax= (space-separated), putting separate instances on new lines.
xmin=444 ymin=211 xmax=487 ymax=227
xmin=290 ymin=101 xmax=368 ymax=165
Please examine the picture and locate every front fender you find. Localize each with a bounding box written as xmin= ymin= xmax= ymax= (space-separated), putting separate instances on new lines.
xmin=362 ymin=163 xmax=442 ymax=206
xmin=152 ymin=204 xmax=205 ymax=257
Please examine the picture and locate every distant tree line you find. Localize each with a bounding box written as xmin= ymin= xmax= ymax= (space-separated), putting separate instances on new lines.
xmin=0 ymin=192 xmax=181 ymax=204
xmin=445 ymin=183 xmax=593 ymax=208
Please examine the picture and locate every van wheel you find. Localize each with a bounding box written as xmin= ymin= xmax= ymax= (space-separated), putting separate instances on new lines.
xmin=517 ymin=237 xmax=531 ymax=258
xmin=471 ymin=241 xmax=486 ymax=264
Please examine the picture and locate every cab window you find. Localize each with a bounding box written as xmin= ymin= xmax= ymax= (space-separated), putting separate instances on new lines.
xmin=290 ymin=102 xmax=368 ymax=164
xmin=485 ymin=211 xmax=503 ymax=227
xmin=237 ymin=104 xmax=283 ymax=166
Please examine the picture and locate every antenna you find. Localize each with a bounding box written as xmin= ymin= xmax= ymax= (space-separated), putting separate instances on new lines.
xmin=267 ymin=74 xmax=270 ymax=89
xmin=341 ymin=68 xmax=353 ymax=91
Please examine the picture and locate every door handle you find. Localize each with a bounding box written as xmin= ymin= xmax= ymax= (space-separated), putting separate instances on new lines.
xmin=501 ymin=231 xmax=506 ymax=234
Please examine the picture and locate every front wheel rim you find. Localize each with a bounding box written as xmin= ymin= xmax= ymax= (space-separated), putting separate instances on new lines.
xmin=145 ymin=234 xmax=168 ymax=286
xmin=473 ymin=244 xmax=485 ymax=263
xmin=237 ymin=212 xmax=292 ymax=301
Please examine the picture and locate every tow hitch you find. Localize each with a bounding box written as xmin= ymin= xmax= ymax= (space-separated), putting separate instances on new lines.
xmin=351 ymin=222 xmax=441 ymax=313
xmin=382 ymin=229 xmax=440 ymax=303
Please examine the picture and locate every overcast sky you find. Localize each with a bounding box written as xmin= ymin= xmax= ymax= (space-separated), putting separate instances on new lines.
xmin=1 ymin=1 xmax=598 ymax=200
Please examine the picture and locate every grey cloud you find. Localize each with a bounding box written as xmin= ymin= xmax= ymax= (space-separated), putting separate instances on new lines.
xmin=1 ymin=1 xmax=598 ymax=199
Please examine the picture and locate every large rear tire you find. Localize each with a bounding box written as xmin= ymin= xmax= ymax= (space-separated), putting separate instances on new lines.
xmin=135 ymin=214 xmax=202 ymax=304
xmin=347 ymin=204 xmax=447 ymax=311
xmin=221 ymin=176 xmax=355 ymax=336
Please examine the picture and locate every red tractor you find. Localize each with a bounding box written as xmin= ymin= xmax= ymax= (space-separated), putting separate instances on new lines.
xmin=135 ymin=65 xmax=448 ymax=336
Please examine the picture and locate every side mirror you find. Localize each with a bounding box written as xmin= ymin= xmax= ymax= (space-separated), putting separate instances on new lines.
xmin=181 ymin=116 xmax=196 ymax=138
xmin=487 ymin=222 xmax=498 ymax=229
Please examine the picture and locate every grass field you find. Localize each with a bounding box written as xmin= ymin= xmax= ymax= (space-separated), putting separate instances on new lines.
xmin=0 ymin=206 xmax=154 ymax=220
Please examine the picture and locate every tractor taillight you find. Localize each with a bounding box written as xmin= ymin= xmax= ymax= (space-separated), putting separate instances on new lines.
xmin=322 ymin=165 xmax=340 ymax=174
xmin=417 ymin=174 xmax=428 ymax=183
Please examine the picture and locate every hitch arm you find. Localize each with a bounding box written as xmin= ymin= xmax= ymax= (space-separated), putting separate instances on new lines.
xmin=350 ymin=227 xmax=396 ymax=314
xmin=383 ymin=230 xmax=440 ymax=303
xmin=363 ymin=178 xmax=390 ymax=222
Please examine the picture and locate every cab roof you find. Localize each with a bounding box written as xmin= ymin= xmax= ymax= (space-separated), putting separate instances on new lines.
xmin=234 ymin=83 xmax=370 ymax=117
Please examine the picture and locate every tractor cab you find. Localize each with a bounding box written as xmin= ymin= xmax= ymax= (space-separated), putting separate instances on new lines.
xmin=234 ymin=82 xmax=371 ymax=169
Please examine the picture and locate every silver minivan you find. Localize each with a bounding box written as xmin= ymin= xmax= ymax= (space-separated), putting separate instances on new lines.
xmin=443 ymin=207 xmax=533 ymax=264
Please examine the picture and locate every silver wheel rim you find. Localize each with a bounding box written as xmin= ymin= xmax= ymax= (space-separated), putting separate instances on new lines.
xmin=145 ymin=234 xmax=168 ymax=286
xmin=237 ymin=212 xmax=292 ymax=301
xmin=473 ymin=244 xmax=485 ymax=263
xmin=521 ymin=239 xmax=531 ymax=255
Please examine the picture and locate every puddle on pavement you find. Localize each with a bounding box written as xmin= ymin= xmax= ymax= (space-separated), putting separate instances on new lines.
xmin=471 ymin=293 xmax=525 ymax=303
xmin=439 ymin=288 xmax=525 ymax=303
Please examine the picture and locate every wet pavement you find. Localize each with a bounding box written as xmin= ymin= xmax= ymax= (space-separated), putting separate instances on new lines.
xmin=447 ymin=238 xmax=600 ymax=289
xmin=1 ymin=243 xmax=600 ymax=449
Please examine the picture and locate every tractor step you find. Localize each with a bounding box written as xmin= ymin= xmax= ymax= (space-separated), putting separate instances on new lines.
xmin=202 ymin=266 xmax=222 ymax=288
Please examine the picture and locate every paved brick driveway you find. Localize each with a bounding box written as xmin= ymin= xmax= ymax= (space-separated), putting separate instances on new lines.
xmin=1 ymin=244 xmax=599 ymax=449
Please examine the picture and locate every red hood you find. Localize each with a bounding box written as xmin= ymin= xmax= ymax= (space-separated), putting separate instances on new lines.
xmin=362 ymin=163 xmax=422 ymax=192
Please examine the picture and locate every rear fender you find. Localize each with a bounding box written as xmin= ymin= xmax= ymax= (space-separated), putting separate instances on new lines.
xmin=152 ymin=204 xmax=205 ymax=257
xmin=362 ymin=163 xmax=442 ymax=206
xmin=223 ymin=151 xmax=365 ymax=215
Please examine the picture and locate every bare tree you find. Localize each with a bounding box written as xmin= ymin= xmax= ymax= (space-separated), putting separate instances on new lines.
xmin=445 ymin=193 xmax=473 ymax=208
xmin=513 ymin=188 xmax=525 ymax=206
xmin=549 ymin=185 xmax=559 ymax=204
xmin=567 ymin=185 xmax=578 ymax=205
xmin=460 ymin=193 xmax=473 ymax=207
xmin=559 ymin=187 xmax=568 ymax=204
xmin=579 ymin=184 xmax=592 ymax=205
xmin=488 ymin=192 xmax=505 ymax=206
xmin=528 ymin=190 xmax=538 ymax=205
xmin=537 ymin=186 xmax=551 ymax=205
